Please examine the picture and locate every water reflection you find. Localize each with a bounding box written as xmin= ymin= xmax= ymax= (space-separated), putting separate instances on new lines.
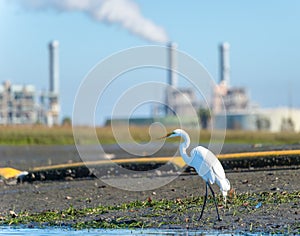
xmin=0 ymin=226 xmax=243 ymax=236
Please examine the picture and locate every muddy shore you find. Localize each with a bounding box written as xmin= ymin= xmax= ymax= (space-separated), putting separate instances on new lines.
xmin=0 ymin=144 xmax=300 ymax=234
xmin=1 ymin=167 xmax=299 ymax=234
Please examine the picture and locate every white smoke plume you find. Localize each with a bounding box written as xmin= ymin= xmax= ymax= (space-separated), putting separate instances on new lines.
xmin=15 ymin=0 xmax=169 ymax=43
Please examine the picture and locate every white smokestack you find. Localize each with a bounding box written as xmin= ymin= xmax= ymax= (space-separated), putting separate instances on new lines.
xmin=49 ymin=40 xmax=59 ymax=94
xmin=16 ymin=0 xmax=169 ymax=43
xmin=167 ymin=42 xmax=178 ymax=88
xmin=220 ymin=42 xmax=230 ymax=86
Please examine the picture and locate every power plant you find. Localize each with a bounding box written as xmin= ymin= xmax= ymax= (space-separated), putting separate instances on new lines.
xmin=0 ymin=81 xmax=36 ymax=124
xmin=164 ymin=42 xmax=199 ymax=118
xmin=0 ymin=40 xmax=60 ymax=126
xmin=1 ymin=39 xmax=300 ymax=131
xmin=213 ymin=42 xmax=250 ymax=114
xmin=47 ymin=40 xmax=60 ymax=125
xmin=167 ymin=42 xmax=178 ymax=88
xmin=213 ymin=42 xmax=300 ymax=131
xmin=220 ymin=42 xmax=230 ymax=86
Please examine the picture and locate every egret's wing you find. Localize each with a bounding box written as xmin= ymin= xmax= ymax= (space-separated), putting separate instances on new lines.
xmin=190 ymin=147 xmax=215 ymax=183
xmin=192 ymin=146 xmax=229 ymax=195
xmin=191 ymin=146 xmax=226 ymax=179
xmin=211 ymin=159 xmax=226 ymax=179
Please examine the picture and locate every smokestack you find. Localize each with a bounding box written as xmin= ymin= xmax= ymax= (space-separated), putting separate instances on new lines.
xmin=220 ymin=42 xmax=230 ymax=86
xmin=49 ymin=40 xmax=59 ymax=94
xmin=167 ymin=42 xmax=178 ymax=88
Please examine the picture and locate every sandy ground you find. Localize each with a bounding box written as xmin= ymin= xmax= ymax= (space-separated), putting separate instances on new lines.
xmin=0 ymin=167 xmax=299 ymax=234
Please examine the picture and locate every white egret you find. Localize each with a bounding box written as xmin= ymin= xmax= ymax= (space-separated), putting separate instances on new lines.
xmin=162 ymin=129 xmax=230 ymax=221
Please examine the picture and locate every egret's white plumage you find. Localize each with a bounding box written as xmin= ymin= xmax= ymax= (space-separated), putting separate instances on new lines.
xmin=164 ymin=128 xmax=230 ymax=220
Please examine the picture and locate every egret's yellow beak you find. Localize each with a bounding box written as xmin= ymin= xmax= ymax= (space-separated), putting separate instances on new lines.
xmin=157 ymin=132 xmax=174 ymax=140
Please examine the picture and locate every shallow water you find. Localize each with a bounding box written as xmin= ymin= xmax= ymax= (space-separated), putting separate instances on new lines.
xmin=0 ymin=226 xmax=246 ymax=236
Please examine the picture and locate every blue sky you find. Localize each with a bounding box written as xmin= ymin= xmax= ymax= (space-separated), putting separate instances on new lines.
xmin=1 ymin=1 xmax=300 ymax=125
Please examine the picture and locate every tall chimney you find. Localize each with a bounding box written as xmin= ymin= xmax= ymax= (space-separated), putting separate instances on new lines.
xmin=220 ymin=42 xmax=230 ymax=86
xmin=167 ymin=42 xmax=178 ymax=88
xmin=49 ymin=40 xmax=59 ymax=94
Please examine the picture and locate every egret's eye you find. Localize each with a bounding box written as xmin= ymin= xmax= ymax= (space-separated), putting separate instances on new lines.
xmin=167 ymin=131 xmax=175 ymax=137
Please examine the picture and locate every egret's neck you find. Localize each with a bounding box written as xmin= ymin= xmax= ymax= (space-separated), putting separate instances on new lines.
xmin=179 ymin=132 xmax=191 ymax=165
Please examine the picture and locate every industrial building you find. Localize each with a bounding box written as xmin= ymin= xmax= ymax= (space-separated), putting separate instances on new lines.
xmin=107 ymin=42 xmax=200 ymax=127
xmin=0 ymin=81 xmax=36 ymax=124
xmin=164 ymin=43 xmax=199 ymax=119
xmin=213 ymin=42 xmax=300 ymax=132
xmin=213 ymin=42 xmax=252 ymax=114
xmin=256 ymin=108 xmax=300 ymax=132
xmin=42 ymin=40 xmax=60 ymax=126
xmin=0 ymin=40 xmax=60 ymax=126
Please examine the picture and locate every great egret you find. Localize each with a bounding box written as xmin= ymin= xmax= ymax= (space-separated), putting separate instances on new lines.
xmin=162 ymin=129 xmax=230 ymax=221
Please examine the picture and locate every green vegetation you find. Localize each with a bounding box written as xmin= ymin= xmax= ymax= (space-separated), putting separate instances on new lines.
xmin=0 ymin=125 xmax=299 ymax=145
xmin=1 ymin=191 xmax=299 ymax=232
xmin=0 ymin=126 xmax=74 ymax=145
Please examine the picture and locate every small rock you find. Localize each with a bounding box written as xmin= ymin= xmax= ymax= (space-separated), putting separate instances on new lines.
xmin=176 ymin=198 xmax=183 ymax=204
xmin=65 ymin=196 xmax=72 ymax=200
xmin=64 ymin=177 xmax=73 ymax=181
xmin=9 ymin=210 xmax=18 ymax=218
xmin=85 ymin=198 xmax=92 ymax=203
xmin=6 ymin=179 xmax=17 ymax=185
xmin=270 ymin=187 xmax=280 ymax=191
xmin=29 ymin=173 xmax=35 ymax=180
xmin=98 ymin=185 xmax=106 ymax=189
xmin=27 ymin=224 xmax=34 ymax=228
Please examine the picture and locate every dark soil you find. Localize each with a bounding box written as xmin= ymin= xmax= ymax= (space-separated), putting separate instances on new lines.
xmin=0 ymin=168 xmax=299 ymax=234
xmin=1 ymin=144 xmax=300 ymax=234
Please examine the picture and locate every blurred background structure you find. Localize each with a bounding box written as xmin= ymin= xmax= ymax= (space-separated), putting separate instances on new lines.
xmin=213 ymin=42 xmax=300 ymax=132
xmin=2 ymin=1 xmax=300 ymax=131
xmin=0 ymin=40 xmax=60 ymax=126
xmin=2 ymin=39 xmax=300 ymax=132
xmin=0 ymin=81 xmax=36 ymax=124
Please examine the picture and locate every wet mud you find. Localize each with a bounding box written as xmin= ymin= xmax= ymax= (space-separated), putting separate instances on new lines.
xmin=0 ymin=144 xmax=300 ymax=234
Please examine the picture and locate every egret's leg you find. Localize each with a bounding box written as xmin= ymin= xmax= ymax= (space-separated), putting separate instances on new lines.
xmin=198 ymin=182 xmax=208 ymax=221
xmin=207 ymin=183 xmax=221 ymax=221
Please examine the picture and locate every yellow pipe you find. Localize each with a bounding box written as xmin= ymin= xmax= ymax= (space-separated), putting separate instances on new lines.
xmin=217 ymin=149 xmax=300 ymax=159
xmin=30 ymin=149 xmax=300 ymax=172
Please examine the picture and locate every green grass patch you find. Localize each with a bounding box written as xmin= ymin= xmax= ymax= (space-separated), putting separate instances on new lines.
xmin=0 ymin=125 xmax=299 ymax=145
xmin=1 ymin=191 xmax=299 ymax=230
